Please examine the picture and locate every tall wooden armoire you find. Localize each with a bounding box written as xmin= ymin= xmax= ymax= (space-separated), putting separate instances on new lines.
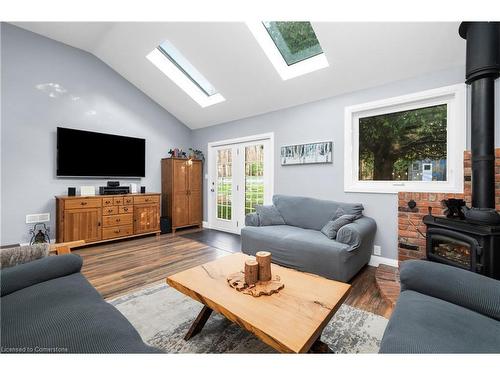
xmin=161 ymin=158 xmax=203 ymax=233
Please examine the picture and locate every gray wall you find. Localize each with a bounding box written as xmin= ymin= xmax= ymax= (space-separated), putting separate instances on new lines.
xmin=192 ymin=66 xmax=469 ymax=260
xmin=0 ymin=23 xmax=192 ymax=245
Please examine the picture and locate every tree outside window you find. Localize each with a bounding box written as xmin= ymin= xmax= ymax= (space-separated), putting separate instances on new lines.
xmin=358 ymin=104 xmax=447 ymax=182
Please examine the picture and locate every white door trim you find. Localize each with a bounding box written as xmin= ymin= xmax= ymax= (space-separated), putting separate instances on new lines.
xmin=207 ymin=132 xmax=275 ymax=234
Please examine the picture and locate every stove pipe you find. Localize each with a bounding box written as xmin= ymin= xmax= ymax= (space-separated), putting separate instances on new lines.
xmin=459 ymin=22 xmax=500 ymax=223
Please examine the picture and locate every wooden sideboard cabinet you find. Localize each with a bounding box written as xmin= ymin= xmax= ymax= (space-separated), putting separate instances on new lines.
xmin=161 ymin=158 xmax=203 ymax=233
xmin=56 ymin=193 xmax=161 ymax=244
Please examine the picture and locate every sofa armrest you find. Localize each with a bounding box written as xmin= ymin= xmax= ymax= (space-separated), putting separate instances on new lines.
xmin=336 ymin=216 xmax=376 ymax=251
xmin=400 ymin=259 xmax=500 ymax=320
xmin=1 ymin=254 xmax=83 ymax=296
xmin=245 ymin=212 xmax=260 ymax=227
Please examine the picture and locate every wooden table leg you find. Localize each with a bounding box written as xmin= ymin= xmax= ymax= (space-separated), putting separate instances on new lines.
xmin=308 ymin=338 xmax=333 ymax=353
xmin=184 ymin=306 xmax=213 ymax=340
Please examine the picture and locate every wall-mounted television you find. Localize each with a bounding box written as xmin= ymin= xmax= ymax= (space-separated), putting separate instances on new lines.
xmin=57 ymin=127 xmax=146 ymax=178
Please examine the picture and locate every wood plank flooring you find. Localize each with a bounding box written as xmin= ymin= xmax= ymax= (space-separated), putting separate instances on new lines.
xmin=75 ymin=230 xmax=393 ymax=318
xmin=75 ymin=234 xmax=230 ymax=299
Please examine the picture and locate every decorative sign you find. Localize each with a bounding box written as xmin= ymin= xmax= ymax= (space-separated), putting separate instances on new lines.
xmin=281 ymin=141 xmax=333 ymax=165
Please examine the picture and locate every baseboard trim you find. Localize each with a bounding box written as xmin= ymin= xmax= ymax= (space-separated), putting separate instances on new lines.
xmin=202 ymin=221 xmax=210 ymax=228
xmin=369 ymin=255 xmax=399 ymax=268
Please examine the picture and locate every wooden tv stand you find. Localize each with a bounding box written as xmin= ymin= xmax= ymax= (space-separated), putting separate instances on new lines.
xmin=55 ymin=193 xmax=161 ymax=245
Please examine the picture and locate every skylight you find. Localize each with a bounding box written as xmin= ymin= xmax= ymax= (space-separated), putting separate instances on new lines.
xmin=263 ymin=22 xmax=323 ymax=66
xmin=247 ymin=21 xmax=329 ymax=80
xmin=146 ymin=40 xmax=225 ymax=108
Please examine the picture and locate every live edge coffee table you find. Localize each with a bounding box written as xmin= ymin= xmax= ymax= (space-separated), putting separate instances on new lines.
xmin=166 ymin=253 xmax=351 ymax=353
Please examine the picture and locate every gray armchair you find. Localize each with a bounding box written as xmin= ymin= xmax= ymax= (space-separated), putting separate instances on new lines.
xmin=379 ymin=260 xmax=500 ymax=353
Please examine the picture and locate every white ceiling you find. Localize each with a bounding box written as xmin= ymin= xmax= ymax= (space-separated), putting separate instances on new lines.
xmin=12 ymin=22 xmax=465 ymax=129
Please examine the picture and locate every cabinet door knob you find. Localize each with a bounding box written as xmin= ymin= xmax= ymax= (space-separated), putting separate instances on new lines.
xmin=81 ymin=202 xmax=87 ymax=206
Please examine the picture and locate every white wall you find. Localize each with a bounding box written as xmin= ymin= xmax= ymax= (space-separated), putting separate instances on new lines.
xmin=192 ymin=66 xmax=468 ymax=260
xmin=0 ymin=23 xmax=192 ymax=245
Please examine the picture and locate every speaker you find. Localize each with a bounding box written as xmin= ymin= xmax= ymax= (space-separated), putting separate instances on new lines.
xmin=160 ymin=217 xmax=172 ymax=234
xmin=68 ymin=187 xmax=76 ymax=196
xmin=140 ymin=186 xmax=146 ymax=193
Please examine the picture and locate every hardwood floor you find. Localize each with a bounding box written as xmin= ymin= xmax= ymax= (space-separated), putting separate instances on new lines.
xmin=75 ymin=233 xmax=230 ymax=299
xmin=75 ymin=230 xmax=393 ymax=318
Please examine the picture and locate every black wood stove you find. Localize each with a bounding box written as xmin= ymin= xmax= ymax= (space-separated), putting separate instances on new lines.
xmin=424 ymin=22 xmax=500 ymax=280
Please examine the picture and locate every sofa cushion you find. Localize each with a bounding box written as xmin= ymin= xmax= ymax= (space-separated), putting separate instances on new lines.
xmin=1 ymin=272 xmax=160 ymax=353
xmin=379 ymin=290 xmax=500 ymax=353
xmin=255 ymin=205 xmax=285 ymax=226
xmin=272 ymin=195 xmax=364 ymax=231
xmin=320 ymin=214 xmax=357 ymax=239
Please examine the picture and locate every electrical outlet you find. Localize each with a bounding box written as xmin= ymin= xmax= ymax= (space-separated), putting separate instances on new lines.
xmin=373 ymin=245 xmax=382 ymax=256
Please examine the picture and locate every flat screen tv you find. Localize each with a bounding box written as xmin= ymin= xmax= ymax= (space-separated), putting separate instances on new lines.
xmin=57 ymin=127 xmax=146 ymax=177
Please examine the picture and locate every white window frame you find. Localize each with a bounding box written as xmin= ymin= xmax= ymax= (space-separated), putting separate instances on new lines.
xmin=246 ymin=22 xmax=329 ymax=80
xmin=344 ymin=84 xmax=466 ymax=194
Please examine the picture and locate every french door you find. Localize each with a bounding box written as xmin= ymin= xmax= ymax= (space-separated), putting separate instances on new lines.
xmin=208 ymin=135 xmax=273 ymax=234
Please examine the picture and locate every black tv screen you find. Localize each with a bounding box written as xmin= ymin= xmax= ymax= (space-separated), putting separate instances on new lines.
xmin=57 ymin=127 xmax=146 ymax=177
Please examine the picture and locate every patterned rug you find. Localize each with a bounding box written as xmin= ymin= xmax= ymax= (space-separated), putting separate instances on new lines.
xmin=109 ymin=283 xmax=388 ymax=353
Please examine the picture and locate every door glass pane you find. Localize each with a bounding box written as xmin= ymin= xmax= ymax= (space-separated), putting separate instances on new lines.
xmin=217 ymin=149 xmax=232 ymax=220
xmin=245 ymin=144 xmax=265 ymax=215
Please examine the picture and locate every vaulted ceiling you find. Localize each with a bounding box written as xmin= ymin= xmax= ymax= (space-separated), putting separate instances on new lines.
xmin=13 ymin=22 xmax=465 ymax=129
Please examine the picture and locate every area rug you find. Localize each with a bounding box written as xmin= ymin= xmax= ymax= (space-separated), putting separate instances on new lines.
xmin=109 ymin=283 xmax=388 ymax=353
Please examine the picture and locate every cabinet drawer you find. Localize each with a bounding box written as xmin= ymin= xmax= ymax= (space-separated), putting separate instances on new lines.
xmin=102 ymin=213 xmax=133 ymax=227
xmin=113 ymin=197 xmax=123 ymax=205
xmin=119 ymin=205 xmax=133 ymax=214
xmin=103 ymin=206 xmax=118 ymax=215
xmin=134 ymin=195 xmax=160 ymax=205
xmin=65 ymin=198 xmax=102 ymax=210
xmin=102 ymin=225 xmax=133 ymax=240
xmin=123 ymin=196 xmax=134 ymax=205
xmin=102 ymin=198 xmax=114 ymax=207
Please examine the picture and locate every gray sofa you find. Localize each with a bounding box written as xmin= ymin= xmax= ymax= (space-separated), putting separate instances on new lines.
xmin=1 ymin=253 xmax=160 ymax=353
xmin=380 ymin=260 xmax=500 ymax=353
xmin=241 ymin=195 xmax=377 ymax=282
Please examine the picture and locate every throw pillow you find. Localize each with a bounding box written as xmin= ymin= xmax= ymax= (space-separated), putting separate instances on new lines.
xmin=255 ymin=205 xmax=285 ymax=226
xmin=321 ymin=214 xmax=357 ymax=240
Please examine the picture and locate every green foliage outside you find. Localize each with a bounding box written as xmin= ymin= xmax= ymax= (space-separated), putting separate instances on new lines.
xmin=358 ymin=104 xmax=447 ymax=181
xmin=274 ymin=22 xmax=319 ymax=54
xmin=264 ymin=21 xmax=322 ymax=65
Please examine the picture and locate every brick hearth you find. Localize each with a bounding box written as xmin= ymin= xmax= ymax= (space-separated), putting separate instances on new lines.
xmin=397 ymin=149 xmax=500 ymax=263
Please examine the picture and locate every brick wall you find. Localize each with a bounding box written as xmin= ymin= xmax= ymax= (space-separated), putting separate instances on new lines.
xmin=398 ymin=150 xmax=500 ymax=263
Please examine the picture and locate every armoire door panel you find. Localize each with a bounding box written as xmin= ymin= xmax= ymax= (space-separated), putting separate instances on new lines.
xmin=173 ymin=194 xmax=189 ymax=227
xmin=189 ymin=190 xmax=202 ymax=224
xmin=188 ymin=161 xmax=202 ymax=193
xmin=173 ymin=160 xmax=188 ymax=193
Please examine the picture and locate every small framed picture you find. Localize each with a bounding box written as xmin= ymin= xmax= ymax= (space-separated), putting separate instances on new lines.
xmin=281 ymin=141 xmax=333 ymax=165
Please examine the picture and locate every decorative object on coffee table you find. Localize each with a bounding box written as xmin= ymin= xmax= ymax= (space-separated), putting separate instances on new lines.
xmin=244 ymin=259 xmax=259 ymax=285
xmin=227 ymin=272 xmax=284 ymax=297
xmin=227 ymin=251 xmax=284 ymax=297
xmin=256 ymin=251 xmax=272 ymax=281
